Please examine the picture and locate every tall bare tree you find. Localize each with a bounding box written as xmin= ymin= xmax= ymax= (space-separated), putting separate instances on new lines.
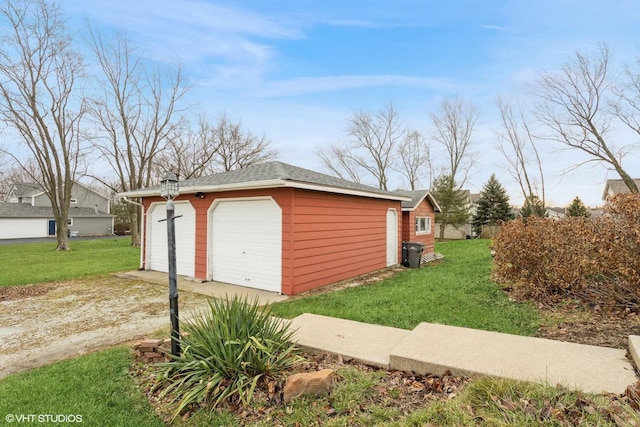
xmin=396 ymin=130 xmax=432 ymax=190
xmin=153 ymin=117 xmax=221 ymax=180
xmin=211 ymin=113 xmax=278 ymax=172
xmin=318 ymin=102 xmax=404 ymax=190
xmin=535 ymin=43 xmax=638 ymax=193
xmin=430 ymin=96 xmax=479 ymax=188
xmin=495 ymin=97 xmax=546 ymax=207
xmin=87 ymin=29 xmax=187 ymax=246
xmin=611 ymin=54 xmax=640 ymax=192
xmin=0 ymin=0 xmax=85 ymax=250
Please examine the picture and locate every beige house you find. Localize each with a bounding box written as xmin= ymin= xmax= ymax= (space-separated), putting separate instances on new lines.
xmin=437 ymin=190 xmax=478 ymax=239
xmin=602 ymin=179 xmax=640 ymax=201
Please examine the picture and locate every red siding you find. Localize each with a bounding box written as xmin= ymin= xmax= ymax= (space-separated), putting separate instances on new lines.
xmin=142 ymin=187 xmax=403 ymax=296
xmin=289 ymin=189 xmax=400 ymax=295
xmin=401 ymin=198 xmax=436 ymax=254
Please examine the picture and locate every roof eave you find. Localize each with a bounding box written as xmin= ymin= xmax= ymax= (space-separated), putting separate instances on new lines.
xmin=401 ymin=192 xmax=442 ymax=212
xmin=117 ymin=179 xmax=411 ymax=202
xmin=117 ymin=179 xmax=288 ymax=199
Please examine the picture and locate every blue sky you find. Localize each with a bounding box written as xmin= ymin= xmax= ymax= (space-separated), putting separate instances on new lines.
xmin=64 ymin=0 xmax=640 ymax=207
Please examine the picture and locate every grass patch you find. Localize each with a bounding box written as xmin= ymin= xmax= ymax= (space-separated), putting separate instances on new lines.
xmin=271 ymin=239 xmax=539 ymax=335
xmin=0 ymin=347 xmax=162 ymax=427
xmin=150 ymin=359 xmax=638 ymax=426
xmin=404 ymin=376 xmax=640 ymax=426
xmin=0 ymin=238 xmax=140 ymax=287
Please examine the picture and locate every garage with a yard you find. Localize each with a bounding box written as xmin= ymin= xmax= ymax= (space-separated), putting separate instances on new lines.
xmin=121 ymin=162 xmax=410 ymax=296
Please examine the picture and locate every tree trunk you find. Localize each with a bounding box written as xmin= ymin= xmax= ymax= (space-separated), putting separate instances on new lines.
xmin=128 ymin=203 xmax=141 ymax=247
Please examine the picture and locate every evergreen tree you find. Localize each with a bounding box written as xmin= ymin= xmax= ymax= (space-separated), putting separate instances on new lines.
xmin=432 ymin=174 xmax=470 ymax=240
xmin=471 ymin=174 xmax=514 ymax=236
xmin=566 ymin=196 xmax=591 ymax=218
xmin=520 ymin=195 xmax=548 ymax=218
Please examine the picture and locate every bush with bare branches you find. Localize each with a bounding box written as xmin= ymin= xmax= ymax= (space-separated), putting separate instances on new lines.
xmin=493 ymin=193 xmax=640 ymax=310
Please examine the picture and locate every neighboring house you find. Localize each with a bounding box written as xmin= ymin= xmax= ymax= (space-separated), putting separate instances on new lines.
xmin=118 ymin=161 xmax=411 ymax=296
xmin=602 ymin=179 xmax=640 ymax=201
xmin=395 ymin=189 xmax=441 ymax=255
xmin=438 ymin=190 xmax=476 ymax=239
xmin=546 ymin=207 xmax=566 ymax=220
xmin=0 ymin=182 xmax=114 ymax=239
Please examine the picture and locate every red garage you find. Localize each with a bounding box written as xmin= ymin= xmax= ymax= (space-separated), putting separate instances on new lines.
xmin=119 ymin=162 xmax=410 ymax=296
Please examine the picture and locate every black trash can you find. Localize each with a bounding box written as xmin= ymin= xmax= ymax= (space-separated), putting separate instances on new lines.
xmin=404 ymin=242 xmax=425 ymax=269
xmin=402 ymin=241 xmax=409 ymax=266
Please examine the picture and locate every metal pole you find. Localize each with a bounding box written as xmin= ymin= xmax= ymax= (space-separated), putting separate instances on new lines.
xmin=166 ymin=199 xmax=180 ymax=357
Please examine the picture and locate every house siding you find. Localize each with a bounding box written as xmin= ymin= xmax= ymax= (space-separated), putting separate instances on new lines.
xmin=289 ymin=189 xmax=399 ymax=295
xmin=402 ymin=198 xmax=436 ymax=254
xmin=141 ymin=187 xmax=402 ymax=296
xmin=69 ymin=217 xmax=114 ymax=236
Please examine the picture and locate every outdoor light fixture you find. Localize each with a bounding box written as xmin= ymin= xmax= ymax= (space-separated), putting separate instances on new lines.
xmin=195 ymin=192 xmax=205 ymax=199
xmin=160 ymin=172 xmax=179 ymax=200
xmin=160 ymin=172 xmax=180 ymax=357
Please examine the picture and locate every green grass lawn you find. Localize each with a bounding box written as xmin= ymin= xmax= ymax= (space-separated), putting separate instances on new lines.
xmin=0 ymin=347 xmax=163 ymax=427
xmin=0 ymin=238 xmax=140 ymax=287
xmin=270 ymin=239 xmax=540 ymax=336
xmin=0 ymin=238 xmax=633 ymax=425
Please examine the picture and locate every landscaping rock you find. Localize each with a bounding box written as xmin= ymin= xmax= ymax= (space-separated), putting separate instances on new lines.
xmin=283 ymin=368 xmax=336 ymax=403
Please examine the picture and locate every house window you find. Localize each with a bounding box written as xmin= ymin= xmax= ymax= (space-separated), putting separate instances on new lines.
xmin=67 ymin=218 xmax=73 ymax=226
xmin=70 ymin=198 xmax=78 ymax=204
xmin=415 ymin=216 xmax=431 ymax=235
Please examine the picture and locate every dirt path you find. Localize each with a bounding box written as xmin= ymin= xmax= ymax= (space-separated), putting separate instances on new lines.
xmin=0 ymin=276 xmax=210 ymax=379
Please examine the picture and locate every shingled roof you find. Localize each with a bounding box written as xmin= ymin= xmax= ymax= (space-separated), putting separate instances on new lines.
xmin=394 ymin=189 xmax=441 ymax=212
xmin=9 ymin=183 xmax=43 ymax=199
xmin=0 ymin=204 xmax=113 ymax=218
xmin=119 ymin=161 xmax=410 ymax=201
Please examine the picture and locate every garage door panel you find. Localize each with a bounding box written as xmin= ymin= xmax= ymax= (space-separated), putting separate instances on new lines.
xmin=148 ymin=202 xmax=195 ymax=277
xmin=211 ymin=199 xmax=281 ymax=292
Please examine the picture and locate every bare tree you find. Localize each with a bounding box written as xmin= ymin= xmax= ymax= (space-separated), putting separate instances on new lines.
xmin=0 ymin=0 xmax=85 ymax=250
xmin=430 ymin=96 xmax=479 ymax=188
xmin=611 ymin=54 xmax=640 ymax=192
xmin=535 ymin=43 xmax=638 ymax=193
xmin=318 ymin=102 xmax=404 ymax=190
xmin=495 ymin=97 xmax=546 ymax=207
xmin=153 ymin=117 xmax=221 ymax=180
xmin=212 ymin=113 xmax=278 ymax=172
xmin=87 ymin=29 xmax=187 ymax=246
xmin=0 ymin=160 xmax=43 ymax=200
xmin=396 ymin=130 xmax=432 ymax=190
xmin=316 ymin=144 xmax=363 ymax=183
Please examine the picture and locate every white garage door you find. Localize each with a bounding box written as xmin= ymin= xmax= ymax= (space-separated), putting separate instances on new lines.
xmin=210 ymin=198 xmax=281 ymax=292
xmin=147 ymin=202 xmax=195 ymax=277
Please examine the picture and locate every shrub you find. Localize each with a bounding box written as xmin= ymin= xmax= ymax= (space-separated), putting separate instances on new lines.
xmin=493 ymin=193 xmax=640 ymax=309
xmin=156 ymin=295 xmax=303 ymax=418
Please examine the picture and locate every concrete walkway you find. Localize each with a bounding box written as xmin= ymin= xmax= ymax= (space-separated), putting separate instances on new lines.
xmin=116 ymin=270 xmax=289 ymax=305
xmin=289 ymin=313 xmax=638 ymax=395
xmin=121 ymin=272 xmax=638 ymax=395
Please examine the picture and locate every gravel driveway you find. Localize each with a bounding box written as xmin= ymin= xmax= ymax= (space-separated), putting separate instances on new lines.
xmin=0 ymin=275 xmax=210 ymax=378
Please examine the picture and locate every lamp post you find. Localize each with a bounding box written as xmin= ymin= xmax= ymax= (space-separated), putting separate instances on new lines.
xmin=160 ymin=172 xmax=180 ymax=357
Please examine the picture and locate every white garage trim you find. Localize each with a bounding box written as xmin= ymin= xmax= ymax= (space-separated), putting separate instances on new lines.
xmin=208 ymin=197 xmax=282 ymax=293
xmin=386 ymin=208 xmax=398 ymax=266
xmin=146 ymin=201 xmax=195 ymax=277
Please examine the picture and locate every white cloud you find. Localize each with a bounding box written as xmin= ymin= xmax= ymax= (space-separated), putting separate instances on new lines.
xmin=251 ymin=75 xmax=458 ymax=97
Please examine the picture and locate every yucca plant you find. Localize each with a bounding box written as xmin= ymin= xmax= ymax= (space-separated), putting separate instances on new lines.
xmin=156 ymin=295 xmax=303 ymax=418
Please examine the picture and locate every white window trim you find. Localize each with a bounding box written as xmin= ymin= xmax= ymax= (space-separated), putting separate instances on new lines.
xmin=67 ymin=218 xmax=73 ymax=226
xmin=415 ymin=216 xmax=431 ymax=235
